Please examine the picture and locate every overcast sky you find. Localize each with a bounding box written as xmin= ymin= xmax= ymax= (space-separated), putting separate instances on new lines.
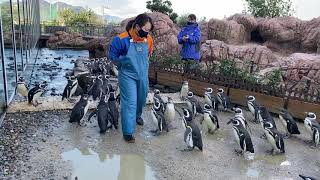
xmin=50 ymin=0 xmax=320 ymax=20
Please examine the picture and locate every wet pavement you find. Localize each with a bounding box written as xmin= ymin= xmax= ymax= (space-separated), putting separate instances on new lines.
xmin=1 ymin=104 xmax=319 ymax=179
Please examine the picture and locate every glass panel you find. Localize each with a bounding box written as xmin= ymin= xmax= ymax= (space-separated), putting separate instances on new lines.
xmin=1 ymin=0 xmax=17 ymax=98
xmin=0 ymin=43 xmax=5 ymax=115
xmin=13 ymin=0 xmax=23 ymax=73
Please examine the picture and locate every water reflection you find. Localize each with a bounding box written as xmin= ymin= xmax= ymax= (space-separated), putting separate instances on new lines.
xmin=62 ymin=148 xmax=156 ymax=180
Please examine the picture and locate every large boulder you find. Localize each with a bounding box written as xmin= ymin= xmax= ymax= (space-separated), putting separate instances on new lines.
xmin=301 ymin=17 xmax=320 ymax=53
xmin=200 ymin=40 xmax=279 ymax=67
xmin=47 ymin=31 xmax=87 ymax=49
xmin=227 ymin=14 xmax=258 ymax=32
xmin=207 ymin=19 xmax=249 ymax=44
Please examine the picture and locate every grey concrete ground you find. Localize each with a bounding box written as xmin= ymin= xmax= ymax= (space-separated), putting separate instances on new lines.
xmin=0 ymin=103 xmax=319 ymax=180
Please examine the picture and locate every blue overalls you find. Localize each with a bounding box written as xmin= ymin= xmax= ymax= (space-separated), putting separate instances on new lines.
xmin=118 ymin=39 xmax=149 ymax=135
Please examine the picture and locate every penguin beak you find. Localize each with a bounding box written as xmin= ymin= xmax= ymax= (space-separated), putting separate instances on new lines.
xmin=227 ymin=119 xmax=233 ymax=125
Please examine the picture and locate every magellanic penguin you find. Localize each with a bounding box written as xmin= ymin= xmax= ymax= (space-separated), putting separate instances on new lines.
xmin=304 ymin=112 xmax=320 ymax=148
xmin=299 ymin=174 xmax=317 ymax=180
xmin=217 ymin=88 xmax=230 ymax=111
xmin=88 ymin=94 xmax=109 ymax=133
xmin=62 ymin=75 xmax=79 ymax=102
xmin=102 ymin=75 xmax=111 ymax=95
xmin=247 ymin=95 xmax=260 ymax=123
xmin=258 ymin=106 xmax=277 ymax=130
xmin=153 ymin=89 xmax=165 ymax=105
xmin=201 ymin=104 xmax=219 ymax=134
xmin=185 ymin=91 xmax=203 ymax=118
xmin=180 ymin=81 xmax=189 ymax=100
xmin=204 ymin=87 xmax=219 ymax=111
xmin=107 ymin=90 xmax=119 ymax=130
xmin=17 ymin=77 xmax=29 ymax=98
xmin=111 ymin=63 xmax=119 ymax=77
xmin=182 ymin=108 xmax=203 ymax=151
xmin=263 ymin=121 xmax=285 ymax=155
xmin=234 ymin=107 xmax=250 ymax=132
xmin=278 ymin=109 xmax=300 ymax=138
xmin=227 ymin=118 xmax=255 ymax=160
xmin=69 ymin=94 xmax=90 ymax=126
xmin=151 ymin=97 xmax=169 ymax=135
xmin=28 ymin=82 xmax=47 ymax=106
xmin=88 ymin=75 xmax=104 ymax=101
xmin=164 ymin=97 xmax=175 ymax=125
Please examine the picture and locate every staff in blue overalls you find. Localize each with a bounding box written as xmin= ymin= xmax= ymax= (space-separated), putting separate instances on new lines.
xmin=109 ymin=14 xmax=154 ymax=143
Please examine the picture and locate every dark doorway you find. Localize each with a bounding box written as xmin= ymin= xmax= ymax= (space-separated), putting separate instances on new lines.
xmin=251 ymin=29 xmax=265 ymax=43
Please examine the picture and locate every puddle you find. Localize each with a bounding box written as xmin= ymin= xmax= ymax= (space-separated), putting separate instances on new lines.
xmin=62 ymin=148 xmax=156 ymax=180
xmin=255 ymin=154 xmax=287 ymax=165
xmin=246 ymin=168 xmax=260 ymax=178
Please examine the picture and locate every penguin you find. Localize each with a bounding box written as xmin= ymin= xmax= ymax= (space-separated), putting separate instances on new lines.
xmin=111 ymin=63 xmax=119 ymax=77
xmin=263 ymin=121 xmax=285 ymax=155
xmin=180 ymin=81 xmax=189 ymax=100
xmin=299 ymin=174 xmax=317 ymax=180
xmin=88 ymin=94 xmax=109 ymax=133
xmin=164 ymin=96 xmax=175 ymax=125
xmin=234 ymin=107 xmax=249 ymax=130
xmin=247 ymin=95 xmax=260 ymax=123
xmin=185 ymin=91 xmax=203 ymax=117
xmin=182 ymin=108 xmax=203 ymax=151
xmin=88 ymin=75 xmax=104 ymax=101
xmin=258 ymin=106 xmax=277 ymax=129
xmin=16 ymin=77 xmax=29 ymax=98
xmin=28 ymin=82 xmax=47 ymax=106
xmin=69 ymin=94 xmax=90 ymax=126
xmin=151 ymin=98 xmax=169 ymax=135
xmin=62 ymin=75 xmax=79 ymax=102
xmin=304 ymin=112 xmax=320 ymax=148
xmin=73 ymin=60 xmax=90 ymax=76
xmin=201 ymin=104 xmax=219 ymax=134
xmin=107 ymin=90 xmax=119 ymax=130
xmin=278 ymin=109 xmax=300 ymax=138
xmin=153 ymin=89 xmax=165 ymax=105
xmin=227 ymin=118 xmax=254 ymax=159
xmin=204 ymin=87 xmax=219 ymax=111
xmin=102 ymin=75 xmax=111 ymax=95
xmin=77 ymin=73 xmax=95 ymax=94
xmin=216 ymin=88 xmax=230 ymax=111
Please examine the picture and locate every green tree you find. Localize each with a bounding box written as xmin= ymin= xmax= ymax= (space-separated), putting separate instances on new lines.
xmin=146 ymin=0 xmax=178 ymax=23
xmin=244 ymin=0 xmax=294 ymax=18
xmin=177 ymin=14 xmax=189 ymax=27
xmin=58 ymin=8 xmax=103 ymax=26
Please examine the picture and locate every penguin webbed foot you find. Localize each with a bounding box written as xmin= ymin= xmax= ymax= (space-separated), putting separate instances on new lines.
xmin=265 ymin=149 xmax=274 ymax=155
xmin=309 ymin=144 xmax=318 ymax=149
xmin=304 ymin=139 xmax=313 ymax=144
xmin=260 ymin=134 xmax=267 ymax=139
xmin=234 ymin=149 xmax=243 ymax=156
xmin=67 ymin=98 xmax=77 ymax=103
xmin=181 ymin=147 xmax=194 ymax=152
xmin=283 ymin=133 xmax=291 ymax=139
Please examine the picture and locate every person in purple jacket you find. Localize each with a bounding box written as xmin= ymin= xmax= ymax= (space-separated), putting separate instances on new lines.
xmin=177 ymin=14 xmax=201 ymax=62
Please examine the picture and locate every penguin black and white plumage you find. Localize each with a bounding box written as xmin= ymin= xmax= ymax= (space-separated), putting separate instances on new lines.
xmin=304 ymin=112 xmax=320 ymax=147
xmin=62 ymin=75 xmax=79 ymax=102
xmin=227 ymin=118 xmax=254 ymax=159
xmin=111 ymin=63 xmax=119 ymax=77
xmin=153 ymin=89 xmax=165 ymax=105
xmin=247 ymin=95 xmax=260 ymax=123
xmin=201 ymin=104 xmax=219 ymax=134
xmin=234 ymin=107 xmax=249 ymax=130
xmin=28 ymin=82 xmax=47 ymax=106
xmin=182 ymin=108 xmax=203 ymax=151
xmin=258 ymin=106 xmax=277 ymax=130
xmin=164 ymin=97 xmax=175 ymax=125
xmin=107 ymin=90 xmax=119 ymax=130
xmin=185 ymin=91 xmax=203 ymax=117
xmin=204 ymin=87 xmax=219 ymax=111
xmin=263 ymin=121 xmax=285 ymax=155
xmin=77 ymin=73 xmax=95 ymax=94
xmin=180 ymin=81 xmax=189 ymax=100
xmin=279 ymin=109 xmax=300 ymax=138
xmin=88 ymin=94 xmax=109 ymax=133
xmin=299 ymin=174 xmax=317 ymax=180
xmin=217 ymin=88 xmax=230 ymax=111
xmin=17 ymin=77 xmax=29 ymax=98
xmin=102 ymin=75 xmax=111 ymax=95
xmin=69 ymin=94 xmax=90 ymax=126
xmin=88 ymin=75 xmax=104 ymax=101
xmin=151 ymin=98 xmax=169 ymax=134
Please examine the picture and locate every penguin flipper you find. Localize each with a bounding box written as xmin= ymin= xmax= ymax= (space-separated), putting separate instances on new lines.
xmin=88 ymin=110 xmax=97 ymax=122
xmin=275 ymin=134 xmax=285 ymax=153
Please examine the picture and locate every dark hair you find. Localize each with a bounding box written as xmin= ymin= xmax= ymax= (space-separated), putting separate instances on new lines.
xmin=126 ymin=13 xmax=154 ymax=32
xmin=188 ymin=14 xmax=197 ymax=21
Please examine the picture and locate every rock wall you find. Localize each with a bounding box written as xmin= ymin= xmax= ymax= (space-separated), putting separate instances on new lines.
xmin=46 ymin=31 xmax=87 ymax=49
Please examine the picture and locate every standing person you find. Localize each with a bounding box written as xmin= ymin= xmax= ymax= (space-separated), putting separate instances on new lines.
xmin=109 ymin=14 xmax=153 ymax=143
xmin=177 ymin=14 xmax=201 ymax=62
